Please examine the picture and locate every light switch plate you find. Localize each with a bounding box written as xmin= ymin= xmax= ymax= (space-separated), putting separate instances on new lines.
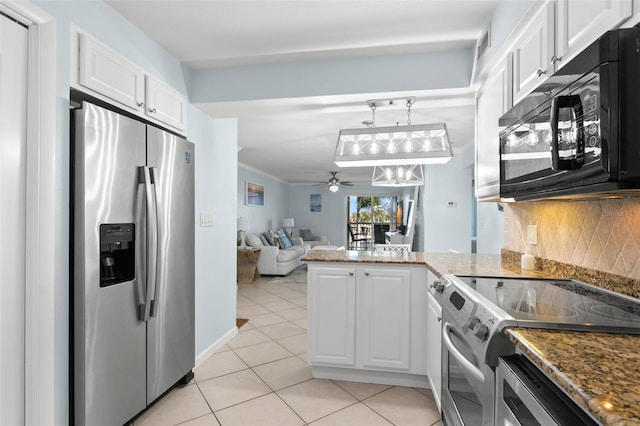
xmin=527 ymin=225 xmax=537 ymax=245
xmin=200 ymin=212 xmax=214 ymax=227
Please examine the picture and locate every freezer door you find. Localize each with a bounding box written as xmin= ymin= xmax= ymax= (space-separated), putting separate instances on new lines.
xmin=146 ymin=125 xmax=195 ymax=403
xmin=73 ymin=102 xmax=147 ymax=425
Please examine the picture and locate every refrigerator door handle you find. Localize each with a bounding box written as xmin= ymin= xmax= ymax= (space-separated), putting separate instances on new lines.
xmin=148 ymin=167 xmax=161 ymax=318
xmin=141 ymin=166 xmax=159 ymax=322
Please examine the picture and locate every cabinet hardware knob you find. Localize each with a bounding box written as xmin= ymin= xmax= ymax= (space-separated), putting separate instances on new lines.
xmin=536 ymin=68 xmax=547 ymax=77
xmin=365 ymin=272 xmax=370 ymax=276
xmin=149 ymin=107 xmax=157 ymax=114
xmin=437 ymin=317 xmax=442 ymax=322
xmin=550 ymin=55 xmax=563 ymax=64
xmin=349 ymin=272 xmax=354 ymax=276
xmin=137 ymin=101 xmax=145 ymax=107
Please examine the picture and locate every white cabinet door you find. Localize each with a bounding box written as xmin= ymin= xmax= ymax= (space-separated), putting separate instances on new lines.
xmin=475 ymin=56 xmax=512 ymax=201
xmin=426 ymin=291 xmax=442 ymax=411
xmin=358 ymin=268 xmax=411 ymax=371
xmin=308 ymin=266 xmax=356 ymax=367
xmin=78 ymin=34 xmax=145 ymax=111
xmin=556 ymin=0 xmax=632 ymax=70
xmin=512 ymin=2 xmax=555 ymax=104
xmin=145 ymin=75 xmax=188 ymax=131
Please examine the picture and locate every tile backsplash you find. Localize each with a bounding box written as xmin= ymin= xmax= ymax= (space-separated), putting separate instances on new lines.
xmin=504 ymin=199 xmax=640 ymax=280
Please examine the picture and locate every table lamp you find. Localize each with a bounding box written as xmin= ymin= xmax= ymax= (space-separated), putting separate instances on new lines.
xmin=237 ymin=217 xmax=249 ymax=247
xmin=283 ymin=218 xmax=294 ymax=237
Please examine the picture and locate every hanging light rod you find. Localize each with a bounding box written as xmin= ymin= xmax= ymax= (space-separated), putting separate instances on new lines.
xmin=366 ymin=96 xmax=416 ymax=110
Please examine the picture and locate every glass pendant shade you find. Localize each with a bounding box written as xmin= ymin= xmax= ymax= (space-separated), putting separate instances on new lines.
xmin=372 ymin=164 xmax=424 ymax=187
xmin=334 ymin=123 xmax=453 ymax=167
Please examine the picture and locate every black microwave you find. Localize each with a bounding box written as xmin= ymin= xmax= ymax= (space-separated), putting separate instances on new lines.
xmin=499 ymin=28 xmax=640 ymax=201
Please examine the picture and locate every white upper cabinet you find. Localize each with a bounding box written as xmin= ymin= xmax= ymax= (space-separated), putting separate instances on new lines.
xmin=512 ymin=2 xmax=555 ymax=105
xmin=78 ymin=34 xmax=145 ymax=112
xmin=475 ymin=56 xmax=512 ymax=201
xmin=555 ymin=0 xmax=632 ymax=70
xmin=75 ymin=31 xmax=188 ymax=134
xmin=145 ymin=76 xmax=188 ymax=131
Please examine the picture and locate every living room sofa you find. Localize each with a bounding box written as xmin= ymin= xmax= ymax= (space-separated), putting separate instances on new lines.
xmin=289 ymin=228 xmax=330 ymax=248
xmin=245 ymin=234 xmax=310 ymax=276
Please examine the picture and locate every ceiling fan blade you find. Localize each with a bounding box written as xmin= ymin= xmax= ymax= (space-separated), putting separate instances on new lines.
xmin=341 ymin=182 xmax=354 ymax=186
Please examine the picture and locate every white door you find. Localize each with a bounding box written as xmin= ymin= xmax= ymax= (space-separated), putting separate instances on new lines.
xmin=556 ymin=0 xmax=632 ymax=70
xmin=512 ymin=2 xmax=555 ymax=104
xmin=0 ymin=13 xmax=28 ymax=425
xmin=307 ymin=266 xmax=356 ymax=366
xmin=358 ymin=267 xmax=411 ymax=371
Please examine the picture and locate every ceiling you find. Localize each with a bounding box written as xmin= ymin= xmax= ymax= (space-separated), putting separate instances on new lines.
xmin=106 ymin=0 xmax=498 ymax=186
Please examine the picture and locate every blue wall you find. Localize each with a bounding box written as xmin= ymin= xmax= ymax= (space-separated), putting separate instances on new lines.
xmin=237 ymin=164 xmax=291 ymax=234
xmin=422 ymin=153 xmax=474 ymax=253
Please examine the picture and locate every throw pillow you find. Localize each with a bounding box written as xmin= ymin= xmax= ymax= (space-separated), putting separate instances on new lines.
xmin=262 ymin=231 xmax=275 ymax=246
xmin=245 ymin=234 xmax=263 ymax=247
xmin=276 ymin=229 xmax=293 ymax=249
xmin=299 ymin=229 xmax=314 ymax=241
xmin=268 ymin=229 xmax=280 ymax=247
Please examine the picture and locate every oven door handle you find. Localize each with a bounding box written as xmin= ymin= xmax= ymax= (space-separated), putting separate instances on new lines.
xmin=443 ymin=322 xmax=485 ymax=384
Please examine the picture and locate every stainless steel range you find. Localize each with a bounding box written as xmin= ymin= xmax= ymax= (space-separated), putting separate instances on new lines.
xmin=438 ymin=274 xmax=640 ymax=426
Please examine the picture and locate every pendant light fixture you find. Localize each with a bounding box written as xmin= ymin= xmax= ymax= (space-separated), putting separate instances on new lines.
xmin=334 ymin=98 xmax=453 ymax=167
xmin=371 ymin=164 xmax=424 ymax=187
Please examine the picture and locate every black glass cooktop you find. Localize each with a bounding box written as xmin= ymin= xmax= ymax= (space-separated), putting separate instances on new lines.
xmin=456 ymin=276 xmax=640 ymax=333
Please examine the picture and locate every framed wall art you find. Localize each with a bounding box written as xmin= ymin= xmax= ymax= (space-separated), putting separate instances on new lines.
xmin=246 ymin=181 xmax=264 ymax=207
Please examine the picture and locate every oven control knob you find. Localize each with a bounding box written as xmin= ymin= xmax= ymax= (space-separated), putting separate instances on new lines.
xmin=474 ymin=323 xmax=489 ymax=341
xmin=430 ymin=280 xmax=445 ymax=293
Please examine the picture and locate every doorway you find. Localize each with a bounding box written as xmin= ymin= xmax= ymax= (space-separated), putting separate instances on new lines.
xmin=346 ymin=195 xmax=398 ymax=250
xmin=0 ymin=12 xmax=28 ymax=425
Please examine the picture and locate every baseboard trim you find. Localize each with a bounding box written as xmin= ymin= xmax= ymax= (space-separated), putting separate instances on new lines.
xmin=311 ymin=366 xmax=430 ymax=388
xmin=194 ymin=326 xmax=238 ymax=368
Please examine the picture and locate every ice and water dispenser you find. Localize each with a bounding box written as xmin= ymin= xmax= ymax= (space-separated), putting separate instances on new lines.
xmin=100 ymin=223 xmax=135 ymax=287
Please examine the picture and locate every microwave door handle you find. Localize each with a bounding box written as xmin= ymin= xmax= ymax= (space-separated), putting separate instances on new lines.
xmin=550 ymin=95 xmax=584 ymax=171
xmin=443 ymin=322 xmax=485 ymax=383
xmin=550 ymin=96 xmax=561 ymax=170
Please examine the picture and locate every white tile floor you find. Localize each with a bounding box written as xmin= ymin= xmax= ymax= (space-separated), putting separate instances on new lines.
xmin=133 ymin=268 xmax=442 ymax=426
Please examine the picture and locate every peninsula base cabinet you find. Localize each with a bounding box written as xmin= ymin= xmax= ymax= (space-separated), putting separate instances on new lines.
xmin=307 ymin=263 xmax=428 ymax=388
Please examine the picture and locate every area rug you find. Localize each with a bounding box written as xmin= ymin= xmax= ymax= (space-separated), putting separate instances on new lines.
xmin=269 ymin=265 xmax=307 ymax=285
xmin=236 ymin=318 xmax=249 ymax=328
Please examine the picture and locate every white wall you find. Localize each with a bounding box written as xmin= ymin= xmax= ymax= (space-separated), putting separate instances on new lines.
xmin=237 ymin=164 xmax=291 ymax=234
xmin=289 ymin=184 xmax=404 ymax=248
xmin=422 ymin=154 xmax=473 ymax=253
xmin=473 ymin=0 xmax=534 ymax=80
xmin=30 ymin=1 xmax=238 ymax=423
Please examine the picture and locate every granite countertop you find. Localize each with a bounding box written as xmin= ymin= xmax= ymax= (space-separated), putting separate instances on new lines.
xmin=302 ymin=251 xmax=553 ymax=278
xmin=303 ymin=250 xmax=640 ymax=425
xmin=506 ymin=328 xmax=640 ymax=426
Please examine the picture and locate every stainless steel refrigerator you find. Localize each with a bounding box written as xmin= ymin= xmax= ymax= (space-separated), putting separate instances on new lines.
xmin=72 ymin=101 xmax=195 ymax=425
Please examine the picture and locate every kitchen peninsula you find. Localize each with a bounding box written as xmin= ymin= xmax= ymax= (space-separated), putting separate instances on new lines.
xmin=302 ymin=250 xmax=640 ymax=426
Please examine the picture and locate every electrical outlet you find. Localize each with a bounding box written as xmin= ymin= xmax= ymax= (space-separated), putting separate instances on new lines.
xmin=527 ymin=225 xmax=537 ymax=245
xmin=200 ymin=212 xmax=214 ymax=227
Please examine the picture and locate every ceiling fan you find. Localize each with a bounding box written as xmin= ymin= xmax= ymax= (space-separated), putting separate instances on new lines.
xmin=315 ymin=171 xmax=354 ymax=192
